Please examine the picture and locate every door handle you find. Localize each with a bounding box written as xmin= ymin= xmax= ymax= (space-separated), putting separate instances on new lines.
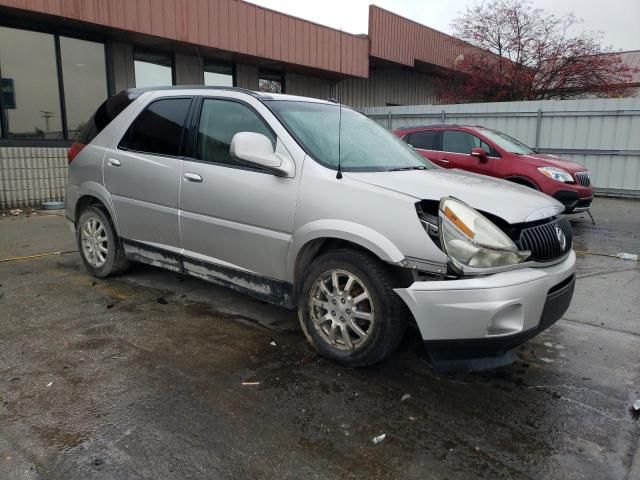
xmin=183 ymin=172 xmax=203 ymax=183
xmin=439 ymin=158 xmax=450 ymax=164
xmin=107 ymin=158 xmax=121 ymax=167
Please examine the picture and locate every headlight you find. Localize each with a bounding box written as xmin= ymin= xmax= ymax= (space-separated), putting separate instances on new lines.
xmin=538 ymin=166 xmax=573 ymax=183
xmin=438 ymin=198 xmax=530 ymax=269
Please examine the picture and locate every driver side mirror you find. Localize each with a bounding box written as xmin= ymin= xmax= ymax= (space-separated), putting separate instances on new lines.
xmin=230 ymin=132 xmax=294 ymax=177
xmin=470 ymin=147 xmax=488 ymax=163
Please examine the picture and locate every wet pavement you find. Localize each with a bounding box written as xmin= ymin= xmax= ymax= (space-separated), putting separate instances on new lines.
xmin=0 ymin=198 xmax=639 ymax=480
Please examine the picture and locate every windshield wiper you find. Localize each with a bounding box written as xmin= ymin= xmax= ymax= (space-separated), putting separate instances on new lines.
xmin=387 ymin=166 xmax=427 ymax=172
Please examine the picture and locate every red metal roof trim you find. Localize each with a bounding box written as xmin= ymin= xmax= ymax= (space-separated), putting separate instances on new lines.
xmin=368 ymin=5 xmax=484 ymax=72
xmin=0 ymin=0 xmax=369 ymax=78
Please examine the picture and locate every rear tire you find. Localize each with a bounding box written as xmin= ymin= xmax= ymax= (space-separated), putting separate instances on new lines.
xmin=77 ymin=205 xmax=130 ymax=278
xmin=297 ymin=249 xmax=407 ymax=367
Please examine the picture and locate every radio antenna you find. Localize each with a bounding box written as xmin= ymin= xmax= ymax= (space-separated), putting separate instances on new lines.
xmin=336 ymin=29 xmax=343 ymax=180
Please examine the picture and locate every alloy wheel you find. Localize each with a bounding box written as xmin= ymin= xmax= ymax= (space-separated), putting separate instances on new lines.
xmin=309 ymin=269 xmax=375 ymax=351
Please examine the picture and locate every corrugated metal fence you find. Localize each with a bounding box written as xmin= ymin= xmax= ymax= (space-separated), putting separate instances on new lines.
xmin=362 ymin=98 xmax=640 ymax=197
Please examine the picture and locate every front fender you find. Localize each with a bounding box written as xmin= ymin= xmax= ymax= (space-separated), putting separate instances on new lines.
xmin=286 ymin=219 xmax=406 ymax=282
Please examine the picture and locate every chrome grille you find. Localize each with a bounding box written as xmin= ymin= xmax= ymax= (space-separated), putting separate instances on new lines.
xmin=516 ymin=217 xmax=573 ymax=262
xmin=574 ymin=171 xmax=590 ymax=187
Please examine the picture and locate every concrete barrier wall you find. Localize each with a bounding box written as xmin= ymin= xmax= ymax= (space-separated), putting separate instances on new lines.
xmin=0 ymin=147 xmax=67 ymax=210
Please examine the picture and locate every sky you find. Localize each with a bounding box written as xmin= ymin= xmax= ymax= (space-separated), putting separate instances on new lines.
xmin=247 ymin=0 xmax=640 ymax=52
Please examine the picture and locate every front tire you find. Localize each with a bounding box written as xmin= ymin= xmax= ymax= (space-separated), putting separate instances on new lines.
xmin=298 ymin=249 xmax=407 ymax=367
xmin=77 ymin=206 xmax=130 ymax=278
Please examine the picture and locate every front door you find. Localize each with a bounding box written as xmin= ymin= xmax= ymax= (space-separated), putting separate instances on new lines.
xmin=179 ymin=97 xmax=299 ymax=282
xmin=103 ymin=97 xmax=192 ymax=250
xmin=440 ymin=129 xmax=494 ymax=176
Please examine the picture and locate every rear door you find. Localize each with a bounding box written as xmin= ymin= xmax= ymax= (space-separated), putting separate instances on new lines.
xmin=440 ymin=129 xmax=494 ymax=175
xmin=405 ymin=130 xmax=443 ymax=166
xmin=103 ymin=96 xmax=192 ymax=250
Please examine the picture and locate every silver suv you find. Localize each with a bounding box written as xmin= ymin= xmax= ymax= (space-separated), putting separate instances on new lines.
xmin=66 ymin=87 xmax=576 ymax=370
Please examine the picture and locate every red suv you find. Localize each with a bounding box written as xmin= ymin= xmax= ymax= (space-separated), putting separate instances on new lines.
xmin=395 ymin=125 xmax=593 ymax=213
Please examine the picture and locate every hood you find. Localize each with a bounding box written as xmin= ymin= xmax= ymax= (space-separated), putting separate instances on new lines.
xmin=519 ymin=153 xmax=586 ymax=173
xmin=347 ymin=168 xmax=564 ymax=224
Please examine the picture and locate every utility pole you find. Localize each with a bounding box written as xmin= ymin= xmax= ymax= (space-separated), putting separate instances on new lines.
xmin=40 ymin=110 xmax=54 ymax=133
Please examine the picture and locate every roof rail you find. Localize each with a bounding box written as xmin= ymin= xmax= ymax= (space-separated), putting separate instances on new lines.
xmin=119 ymin=85 xmax=263 ymax=99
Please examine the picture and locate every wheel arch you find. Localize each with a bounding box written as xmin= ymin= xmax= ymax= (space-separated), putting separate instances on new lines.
xmin=288 ymin=220 xmax=407 ymax=287
xmin=504 ymin=175 xmax=540 ymax=190
xmin=73 ymin=182 xmax=119 ymax=232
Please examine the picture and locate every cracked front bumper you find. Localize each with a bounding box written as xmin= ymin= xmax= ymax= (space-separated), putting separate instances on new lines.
xmin=395 ymin=251 xmax=576 ymax=367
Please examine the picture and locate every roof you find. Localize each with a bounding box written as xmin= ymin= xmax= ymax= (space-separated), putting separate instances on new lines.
xmin=0 ymin=0 xmax=369 ymax=78
xmin=368 ymin=6 xmax=488 ymax=72
xmin=122 ymin=86 xmax=335 ymax=104
xmin=0 ymin=1 xmax=489 ymax=78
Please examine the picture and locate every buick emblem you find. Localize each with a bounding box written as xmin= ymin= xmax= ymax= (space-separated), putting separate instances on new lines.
xmin=555 ymin=226 xmax=567 ymax=251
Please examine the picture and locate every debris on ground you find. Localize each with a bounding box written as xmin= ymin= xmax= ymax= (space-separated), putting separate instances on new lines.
xmin=540 ymin=357 xmax=554 ymax=363
xmin=242 ymin=381 xmax=260 ymax=386
xmin=106 ymin=303 xmax=114 ymax=309
xmin=9 ymin=209 xmax=23 ymax=216
xmin=372 ymin=433 xmax=386 ymax=444
xmin=46 ymin=382 xmax=52 ymax=387
xmin=408 ymin=416 xmax=417 ymax=421
xmin=269 ymin=339 xmax=277 ymax=346
xmin=401 ymin=394 xmax=411 ymax=402
xmin=156 ymin=297 xmax=168 ymax=305
xmin=633 ymin=399 xmax=640 ymax=411
xmin=616 ymin=252 xmax=638 ymax=261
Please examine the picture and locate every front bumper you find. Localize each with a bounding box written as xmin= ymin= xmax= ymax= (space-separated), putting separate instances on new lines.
xmin=552 ymin=190 xmax=593 ymax=213
xmin=395 ymin=251 xmax=576 ymax=370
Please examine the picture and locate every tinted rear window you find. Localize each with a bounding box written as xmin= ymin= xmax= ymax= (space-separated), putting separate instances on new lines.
xmin=408 ymin=131 xmax=439 ymax=150
xmin=119 ymin=97 xmax=191 ymax=156
xmin=75 ymin=91 xmax=135 ymax=144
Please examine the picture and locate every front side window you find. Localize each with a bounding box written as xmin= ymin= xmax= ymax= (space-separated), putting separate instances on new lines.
xmin=134 ymin=52 xmax=173 ymax=87
xmin=60 ymin=36 xmax=108 ymax=138
xmin=120 ymin=98 xmax=191 ymax=156
xmin=196 ymin=99 xmax=275 ymax=167
xmin=266 ymin=101 xmax=433 ymax=172
xmin=408 ymin=131 xmax=440 ymax=150
xmin=0 ymin=27 xmax=62 ymax=139
xmin=442 ymin=130 xmax=490 ymax=154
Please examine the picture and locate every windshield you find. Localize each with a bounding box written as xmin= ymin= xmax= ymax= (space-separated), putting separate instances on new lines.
xmin=478 ymin=129 xmax=534 ymax=155
xmin=265 ymin=100 xmax=434 ymax=172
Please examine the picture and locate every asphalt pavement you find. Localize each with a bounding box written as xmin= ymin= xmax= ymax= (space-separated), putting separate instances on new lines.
xmin=0 ymin=198 xmax=638 ymax=480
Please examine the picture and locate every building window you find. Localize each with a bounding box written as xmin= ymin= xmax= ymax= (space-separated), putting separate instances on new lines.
xmin=0 ymin=26 xmax=62 ymax=139
xmin=0 ymin=26 xmax=108 ymax=142
xmin=204 ymin=62 xmax=234 ymax=87
xmin=134 ymin=52 xmax=174 ymax=88
xmin=60 ymin=37 xmax=109 ymax=138
xmin=258 ymin=71 xmax=284 ymax=93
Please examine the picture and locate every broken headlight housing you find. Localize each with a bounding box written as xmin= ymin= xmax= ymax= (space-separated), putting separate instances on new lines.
xmin=438 ymin=198 xmax=530 ymax=269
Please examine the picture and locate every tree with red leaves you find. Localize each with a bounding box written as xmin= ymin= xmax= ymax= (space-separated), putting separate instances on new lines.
xmin=440 ymin=0 xmax=634 ymax=103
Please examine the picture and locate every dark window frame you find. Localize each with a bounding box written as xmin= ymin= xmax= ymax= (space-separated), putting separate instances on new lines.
xmin=0 ymin=19 xmax=110 ymax=146
xmin=258 ymin=70 xmax=285 ymax=94
xmin=117 ymin=96 xmax=195 ymax=159
xmin=133 ymin=50 xmax=176 ymax=88
xmin=203 ymin=61 xmax=236 ymax=87
xmin=184 ymin=95 xmax=278 ymax=175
